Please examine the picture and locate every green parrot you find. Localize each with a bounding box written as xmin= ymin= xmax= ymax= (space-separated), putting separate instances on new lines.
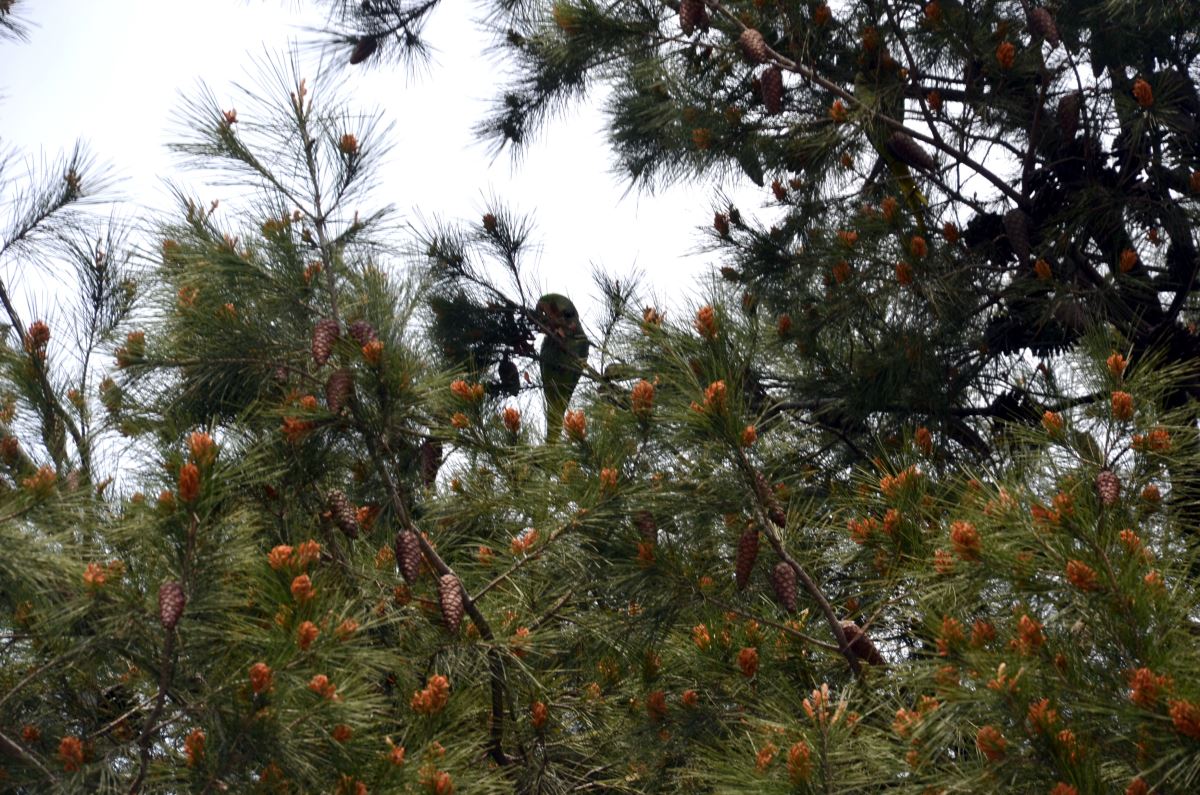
xmin=854 ymin=67 xmax=931 ymax=232
xmin=537 ymin=293 xmax=589 ymax=442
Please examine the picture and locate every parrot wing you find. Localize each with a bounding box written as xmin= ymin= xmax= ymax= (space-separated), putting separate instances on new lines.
xmin=537 ymin=294 xmax=589 ymax=442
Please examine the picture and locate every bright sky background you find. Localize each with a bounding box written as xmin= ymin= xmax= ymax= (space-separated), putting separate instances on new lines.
xmin=0 ymin=0 xmax=767 ymax=329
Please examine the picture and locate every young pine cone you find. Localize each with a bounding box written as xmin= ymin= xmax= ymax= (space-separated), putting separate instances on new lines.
xmin=395 ymin=530 xmax=422 ymax=584
xmin=325 ymin=369 xmax=354 ymax=414
xmin=1096 ymin=469 xmax=1121 ymax=507
xmin=328 ymin=490 xmax=359 ymax=538
xmin=158 ymin=581 xmax=186 ymax=631
xmin=311 ymin=318 xmax=340 ymax=366
xmin=840 ymin=620 xmax=885 ymax=666
xmin=735 ymin=525 xmax=760 ymax=591
xmin=886 ymin=131 xmax=937 ymax=173
xmin=770 ymin=561 xmax=798 ymax=613
xmin=761 ymin=66 xmax=784 ymax=116
xmin=438 ymin=573 xmax=465 ymax=633
xmin=1027 ymin=7 xmax=1060 ymax=47
xmin=679 ymin=0 xmax=709 ymax=35
xmin=739 ymin=28 xmax=770 ymax=64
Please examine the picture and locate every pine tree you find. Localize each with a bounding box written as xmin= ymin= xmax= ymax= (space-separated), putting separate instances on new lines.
xmin=313 ymin=1 xmax=1200 ymax=790
xmin=4 ymin=3 xmax=1200 ymax=794
xmin=458 ymin=0 xmax=1200 ymax=480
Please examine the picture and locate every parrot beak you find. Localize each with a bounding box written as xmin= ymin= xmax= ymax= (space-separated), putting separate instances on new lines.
xmin=536 ymin=301 xmax=567 ymax=338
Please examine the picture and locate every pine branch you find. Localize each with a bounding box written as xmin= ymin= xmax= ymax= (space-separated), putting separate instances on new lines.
xmin=302 ymin=98 xmax=521 ymax=761
xmin=700 ymin=0 xmax=1029 ymax=208
xmin=0 ymin=730 xmax=56 ymax=786
xmin=736 ymin=451 xmax=863 ymax=676
xmin=357 ymin=409 xmax=518 ymax=766
xmin=701 ymin=594 xmax=839 ymax=653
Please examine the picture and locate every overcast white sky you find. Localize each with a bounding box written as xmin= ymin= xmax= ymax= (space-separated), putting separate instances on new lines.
xmin=0 ymin=0 xmax=766 ymax=326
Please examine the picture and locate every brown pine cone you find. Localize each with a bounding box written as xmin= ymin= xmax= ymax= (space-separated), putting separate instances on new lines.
xmin=740 ymin=28 xmax=770 ymax=64
xmin=348 ymin=320 xmax=377 ymax=346
xmin=634 ymin=511 xmax=657 ymax=545
xmin=679 ymin=0 xmax=709 ymax=35
xmin=395 ymin=530 xmax=422 ymax=584
xmin=1096 ymin=469 xmax=1121 ymax=507
xmin=1004 ymin=208 xmax=1032 ymax=262
xmin=735 ymin=525 xmax=760 ymax=591
xmin=312 ymin=318 xmax=340 ymax=366
xmin=349 ymin=36 xmax=378 ymax=65
xmin=497 ymin=358 xmax=520 ymax=396
xmin=328 ymin=490 xmax=359 ymax=539
xmin=325 ymin=369 xmax=354 ymax=414
xmin=840 ymin=620 xmax=885 ymax=666
xmin=1057 ymin=91 xmax=1081 ymax=139
xmin=886 ymin=132 xmax=937 ymax=173
xmin=771 ymin=561 xmax=797 ymax=613
xmin=438 ymin=573 xmax=465 ymax=633
xmin=761 ymin=66 xmax=784 ymax=116
xmin=158 ymin=581 xmax=186 ymax=630
xmin=754 ymin=470 xmax=787 ymax=528
xmin=419 ymin=439 xmax=443 ymax=488
xmin=1027 ymin=7 xmax=1059 ymax=47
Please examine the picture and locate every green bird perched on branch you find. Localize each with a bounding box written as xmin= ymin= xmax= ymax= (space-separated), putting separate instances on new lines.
xmin=537 ymin=293 xmax=589 ymax=442
xmin=854 ymin=64 xmax=933 ymax=236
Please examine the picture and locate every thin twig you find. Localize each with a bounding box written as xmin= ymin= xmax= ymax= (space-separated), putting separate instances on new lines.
xmin=529 ymin=590 xmax=574 ymax=632
xmin=702 ymin=594 xmax=839 ymax=652
xmin=0 ymin=730 xmax=58 ymax=786
xmin=0 ymin=277 xmax=90 ymax=475
xmin=127 ymin=632 xmax=175 ymax=794
xmin=471 ymin=522 xmax=576 ymax=603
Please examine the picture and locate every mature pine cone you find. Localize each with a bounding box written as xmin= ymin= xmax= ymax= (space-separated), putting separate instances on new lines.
xmin=886 ymin=131 xmax=937 ymax=173
xmin=770 ymin=561 xmax=797 ymax=613
xmin=419 ymin=439 xmax=443 ymax=488
xmin=349 ymin=36 xmax=378 ymax=65
xmin=1004 ymin=208 xmax=1032 ymax=261
xmin=754 ymin=470 xmax=787 ymax=528
xmin=438 ymin=573 xmax=465 ymax=633
xmin=735 ymin=525 xmax=760 ymax=590
xmin=312 ymin=318 xmax=340 ymax=366
xmin=679 ymin=0 xmax=709 ymax=35
xmin=739 ymin=28 xmax=770 ymax=64
xmin=325 ymin=369 xmax=354 ymax=414
xmin=1096 ymin=469 xmax=1121 ymax=507
xmin=497 ymin=358 xmax=520 ymax=396
xmin=328 ymin=490 xmax=359 ymax=538
xmin=1057 ymin=91 xmax=1081 ymax=139
xmin=1027 ymin=7 xmax=1060 ymax=47
xmin=395 ymin=530 xmax=422 ymax=583
xmin=634 ymin=511 xmax=658 ymax=545
xmin=840 ymin=620 xmax=885 ymax=666
xmin=348 ymin=319 xmax=377 ymax=346
xmin=158 ymin=581 xmax=186 ymax=631
xmin=761 ymin=66 xmax=784 ymax=116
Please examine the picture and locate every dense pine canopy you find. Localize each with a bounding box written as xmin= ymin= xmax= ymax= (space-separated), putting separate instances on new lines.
xmin=3 ymin=1 xmax=1200 ymax=793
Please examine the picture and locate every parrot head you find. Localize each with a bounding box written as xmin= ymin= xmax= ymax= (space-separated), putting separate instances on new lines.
xmin=536 ymin=293 xmax=582 ymax=341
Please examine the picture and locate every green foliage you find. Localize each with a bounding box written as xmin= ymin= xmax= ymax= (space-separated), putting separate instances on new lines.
xmin=5 ymin=2 xmax=1200 ymax=794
